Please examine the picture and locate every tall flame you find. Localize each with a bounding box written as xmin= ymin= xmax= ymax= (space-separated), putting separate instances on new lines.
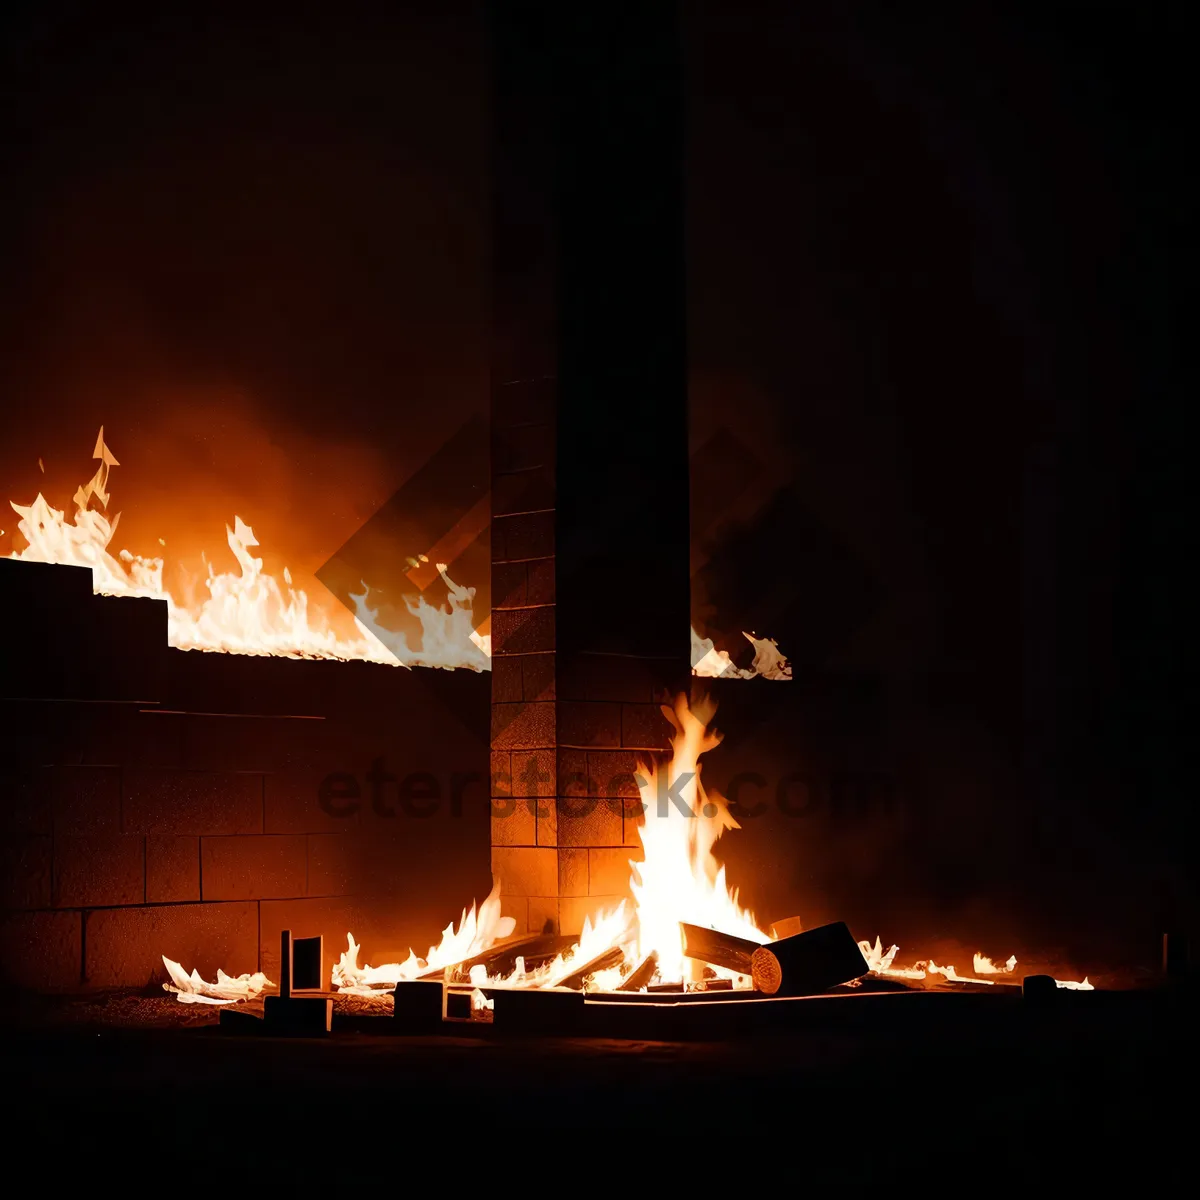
xmin=628 ymin=693 xmax=772 ymax=981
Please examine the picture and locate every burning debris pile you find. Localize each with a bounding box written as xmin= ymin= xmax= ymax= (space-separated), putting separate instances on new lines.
xmin=167 ymin=693 xmax=1093 ymax=1019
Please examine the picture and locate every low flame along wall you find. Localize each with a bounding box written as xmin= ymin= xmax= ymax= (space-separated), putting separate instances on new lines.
xmin=0 ymin=560 xmax=492 ymax=992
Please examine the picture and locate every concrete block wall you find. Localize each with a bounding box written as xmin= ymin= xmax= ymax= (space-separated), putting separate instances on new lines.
xmin=488 ymin=379 xmax=679 ymax=937
xmin=0 ymin=562 xmax=492 ymax=992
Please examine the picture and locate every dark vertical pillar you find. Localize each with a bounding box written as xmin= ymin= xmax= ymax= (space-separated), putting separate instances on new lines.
xmin=489 ymin=1 xmax=691 ymax=934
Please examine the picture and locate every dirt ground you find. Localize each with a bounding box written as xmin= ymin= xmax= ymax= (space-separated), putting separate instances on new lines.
xmin=7 ymin=983 xmax=1193 ymax=1182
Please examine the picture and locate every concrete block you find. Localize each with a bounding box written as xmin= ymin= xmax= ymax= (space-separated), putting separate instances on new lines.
xmin=490 ymin=701 xmax=556 ymax=750
xmin=146 ymin=835 xmax=200 ymax=903
xmin=490 ymin=799 xmax=538 ymax=847
xmin=264 ymin=770 xmax=360 ymax=834
xmin=554 ymin=797 xmax=623 ymax=847
xmin=49 ymin=765 xmax=121 ymax=834
xmin=558 ymin=848 xmax=588 ymax=897
xmin=491 ymin=657 xmax=523 ymax=703
xmin=511 ymin=750 xmax=555 ymax=797
xmin=53 ymin=835 xmax=145 ymax=907
xmin=492 ymin=606 xmax=555 ymax=655
xmin=122 ymin=769 xmax=263 ymax=835
xmin=0 ymin=766 xmax=52 ymax=834
xmin=201 ymin=835 xmax=306 ymax=901
xmin=85 ymin=900 xmax=258 ymax=988
xmin=492 ymin=562 xmax=528 ymax=609
xmin=0 ymin=910 xmax=82 ymax=989
xmin=524 ymin=557 xmax=555 ymax=605
xmin=493 ymin=511 xmax=554 ymax=561
xmin=522 ymin=653 xmax=555 ymax=700
xmin=492 ymin=846 xmax=559 ymax=897
xmin=558 ymin=701 xmax=622 ymax=747
xmin=0 ymin=835 xmax=52 ymax=908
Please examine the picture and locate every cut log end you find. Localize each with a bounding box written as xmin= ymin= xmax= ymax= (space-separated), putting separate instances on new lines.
xmin=749 ymin=921 xmax=867 ymax=997
xmin=751 ymin=947 xmax=784 ymax=995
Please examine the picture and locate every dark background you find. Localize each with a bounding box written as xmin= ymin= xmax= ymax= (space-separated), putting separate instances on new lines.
xmin=1 ymin=2 xmax=1187 ymax=973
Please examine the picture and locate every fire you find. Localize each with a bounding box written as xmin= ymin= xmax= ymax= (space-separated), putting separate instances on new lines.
xmin=691 ymin=628 xmax=791 ymax=680
xmin=7 ymin=430 xmax=489 ymax=670
xmin=974 ymin=952 xmax=1018 ymax=975
xmin=339 ymin=694 xmax=772 ymax=997
xmin=859 ymin=943 xmax=1093 ymax=991
xmin=627 ymin=693 xmax=772 ymax=981
xmin=331 ymin=881 xmax=515 ymax=994
xmin=161 ymin=956 xmax=273 ymax=1005
xmin=159 ymin=693 xmax=1098 ymax=1004
xmin=8 ymin=430 xmax=782 ymax=676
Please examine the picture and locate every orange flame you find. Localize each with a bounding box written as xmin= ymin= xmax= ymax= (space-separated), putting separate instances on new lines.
xmin=331 ymin=880 xmax=515 ymax=993
xmin=628 ymin=693 xmax=772 ymax=982
xmin=8 ymin=430 xmax=488 ymax=670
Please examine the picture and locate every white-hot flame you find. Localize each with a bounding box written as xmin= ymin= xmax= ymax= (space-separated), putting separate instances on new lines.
xmin=161 ymin=955 xmax=273 ymax=1005
xmin=974 ymin=952 xmax=1018 ymax=975
xmin=627 ymin=693 xmax=772 ymax=983
xmin=859 ymin=936 xmax=899 ymax=973
xmin=331 ymin=879 xmax=516 ymax=994
xmin=861 ymin=943 xmax=1095 ymax=992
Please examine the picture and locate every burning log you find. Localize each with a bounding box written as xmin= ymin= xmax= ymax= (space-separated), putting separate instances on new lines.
xmin=680 ymin=923 xmax=760 ymax=976
xmin=619 ymin=952 xmax=659 ymax=991
xmin=556 ymin=946 xmax=626 ymax=990
xmin=750 ymin=922 xmax=868 ymax=996
xmin=443 ymin=933 xmax=577 ymax=981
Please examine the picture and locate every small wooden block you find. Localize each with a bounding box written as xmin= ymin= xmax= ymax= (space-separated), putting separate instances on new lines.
xmin=1022 ymin=974 xmax=1057 ymax=1002
xmin=291 ymin=935 xmax=324 ymax=992
xmin=492 ymin=987 xmax=584 ymax=1034
xmin=444 ymin=990 xmax=474 ymax=1021
xmin=393 ymin=979 xmax=445 ymax=1030
xmin=264 ymin=994 xmax=333 ymax=1036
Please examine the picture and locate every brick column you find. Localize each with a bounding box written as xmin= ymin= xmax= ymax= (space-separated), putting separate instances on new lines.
xmin=489 ymin=2 xmax=691 ymax=935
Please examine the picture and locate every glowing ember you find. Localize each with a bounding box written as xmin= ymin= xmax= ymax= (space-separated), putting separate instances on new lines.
xmin=161 ymin=956 xmax=273 ymax=1005
xmin=7 ymin=430 xmax=488 ymax=670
